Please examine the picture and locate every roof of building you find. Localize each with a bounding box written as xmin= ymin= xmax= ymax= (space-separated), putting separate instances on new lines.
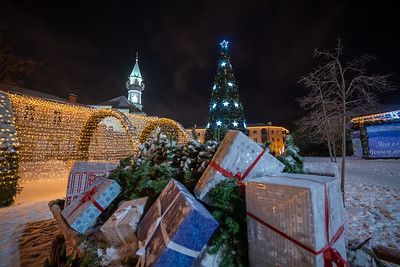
xmin=1 ymin=83 xmax=68 ymax=102
xmin=352 ymin=104 xmax=400 ymax=117
xmin=96 ymin=95 xmax=143 ymax=113
xmin=0 ymin=83 xmax=88 ymax=107
xmin=192 ymin=123 xmax=289 ymax=132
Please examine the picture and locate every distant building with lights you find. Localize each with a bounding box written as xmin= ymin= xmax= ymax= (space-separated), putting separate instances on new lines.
xmin=351 ymin=105 xmax=400 ymax=158
xmin=91 ymin=52 xmax=145 ymax=114
xmin=190 ymin=123 xmax=289 ymax=155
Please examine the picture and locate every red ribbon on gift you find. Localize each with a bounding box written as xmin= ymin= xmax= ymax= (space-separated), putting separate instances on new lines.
xmin=247 ymin=184 xmax=349 ymax=267
xmin=66 ymin=183 xmax=105 ymax=218
xmin=209 ymin=149 xmax=266 ymax=189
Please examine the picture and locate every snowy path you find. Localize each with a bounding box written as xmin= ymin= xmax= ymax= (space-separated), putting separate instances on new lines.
xmin=0 ymin=162 xmax=69 ymax=267
xmin=304 ymin=157 xmax=400 ymax=187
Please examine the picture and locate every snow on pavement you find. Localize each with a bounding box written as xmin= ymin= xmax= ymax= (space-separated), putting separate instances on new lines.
xmin=305 ymin=157 xmax=400 ymax=251
xmin=0 ymin=162 xmax=70 ymax=267
xmin=345 ymin=180 xmax=400 ymax=251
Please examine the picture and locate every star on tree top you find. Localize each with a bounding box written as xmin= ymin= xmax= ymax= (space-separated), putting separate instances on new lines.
xmin=220 ymin=40 xmax=229 ymax=49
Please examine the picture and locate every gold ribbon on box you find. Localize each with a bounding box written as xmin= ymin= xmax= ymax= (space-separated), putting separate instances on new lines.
xmin=136 ymin=192 xmax=200 ymax=267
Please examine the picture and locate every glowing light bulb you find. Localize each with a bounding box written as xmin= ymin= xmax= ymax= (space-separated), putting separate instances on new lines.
xmin=227 ymin=82 xmax=233 ymax=87
xmin=234 ymin=102 xmax=239 ymax=107
xmin=216 ymin=120 xmax=222 ymax=126
xmin=220 ymin=61 xmax=226 ymax=67
xmin=223 ymin=101 xmax=229 ymax=107
xmin=220 ymin=40 xmax=229 ymax=49
xmin=233 ymin=121 xmax=238 ymax=127
xmin=212 ymin=103 xmax=217 ymax=109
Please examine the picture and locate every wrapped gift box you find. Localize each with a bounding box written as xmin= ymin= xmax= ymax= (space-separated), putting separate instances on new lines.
xmin=245 ymin=173 xmax=347 ymax=267
xmin=100 ymin=197 xmax=148 ymax=246
xmin=194 ymin=130 xmax=284 ymax=203
xmin=136 ymin=179 xmax=218 ymax=267
xmin=64 ymin=161 xmax=118 ymax=208
xmin=62 ymin=179 xmax=121 ymax=234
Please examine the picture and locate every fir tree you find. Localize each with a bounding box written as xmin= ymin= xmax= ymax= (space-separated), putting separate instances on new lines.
xmin=206 ymin=40 xmax=247 ymax=141
xmin=277 ymin=135 xmax=304 ymax=173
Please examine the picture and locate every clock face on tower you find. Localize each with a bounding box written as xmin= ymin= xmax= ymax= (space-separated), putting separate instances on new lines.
xmin=132 ymin=93 xmax=139 ymax=103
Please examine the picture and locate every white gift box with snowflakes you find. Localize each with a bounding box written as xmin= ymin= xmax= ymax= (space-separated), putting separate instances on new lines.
xmin=194 ymin=130 xmax=284 ymax=203
xmin=245 ymin=173 xmax=347 ymax=267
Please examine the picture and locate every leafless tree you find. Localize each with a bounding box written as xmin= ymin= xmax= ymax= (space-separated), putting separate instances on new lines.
xmin=299 ymin=39 xmax=393 ymax=197
xmin=298 ymin=76 xmax=340 ymax=162
xmin=0 ymin=24 xmax=37 ymax=86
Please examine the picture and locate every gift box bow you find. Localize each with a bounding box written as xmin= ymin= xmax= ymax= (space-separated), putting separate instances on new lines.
xmin=65 ymin=182 xmax=106 ymax=219
xmin=210 ymin=149 xmax=266 ymax=189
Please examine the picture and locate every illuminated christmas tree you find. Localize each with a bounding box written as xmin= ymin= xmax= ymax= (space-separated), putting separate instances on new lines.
xmin=206 ymin=40 xmax=247 ymax=141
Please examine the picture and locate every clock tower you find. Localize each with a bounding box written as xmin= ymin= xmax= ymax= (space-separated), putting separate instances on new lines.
xmin=126 ymin=52 xmax=145 ymax=110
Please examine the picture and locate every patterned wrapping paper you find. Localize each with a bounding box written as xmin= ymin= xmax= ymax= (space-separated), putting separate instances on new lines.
xmin=100 ymin=197 xmax=148 ymax=246
xmin=64 ymin=161 xmax=118 ymax=208
xmin=61 ymin=179 xmax=121 ymax=234
xmin=136 ymin=179 xmax=218 ymax=267
xmin=245 ymin=173 xmax=347 ymax=267
xmin=194 ymin=130 xmax=284 ymax=203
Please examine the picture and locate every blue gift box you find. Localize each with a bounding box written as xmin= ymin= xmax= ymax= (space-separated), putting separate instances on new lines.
xmin=136 ymin=179 xmax=218 ymax=267
xmin=61 ymin=179 xmax=121 ymax=234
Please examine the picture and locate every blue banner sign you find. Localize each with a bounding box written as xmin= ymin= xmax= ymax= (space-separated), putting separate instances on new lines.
xmin=366 ymin=123 xmax=400 ymax=158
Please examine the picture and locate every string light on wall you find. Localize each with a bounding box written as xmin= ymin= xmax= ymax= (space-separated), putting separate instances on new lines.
xmin=137 ymin=118 xmax=189 ymax=144
xmin=0 ymin=90 xmax=189 ymax=205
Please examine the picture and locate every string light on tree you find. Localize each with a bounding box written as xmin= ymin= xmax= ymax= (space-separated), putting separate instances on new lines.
xmin=205 ymin=40 xmax=247 ymax=141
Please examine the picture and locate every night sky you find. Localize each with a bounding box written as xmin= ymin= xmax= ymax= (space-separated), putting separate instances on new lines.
xmin=1 ymin=1 xmax=399 ymax=129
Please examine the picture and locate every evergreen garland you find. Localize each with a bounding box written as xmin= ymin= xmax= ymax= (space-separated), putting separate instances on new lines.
xmin=106 ymin=132 xmax=249 ymax=265
xmin=208 ymin=180 xmax=248 ymax=266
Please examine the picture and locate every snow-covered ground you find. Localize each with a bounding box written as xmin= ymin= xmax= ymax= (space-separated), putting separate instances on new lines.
xmin=0 ymin=162 xmax=70 ymax=267
xmin=305 ymin=157 xmax=400 ymax=252
xmin=0 ymin=158 xmax=399 ymax=266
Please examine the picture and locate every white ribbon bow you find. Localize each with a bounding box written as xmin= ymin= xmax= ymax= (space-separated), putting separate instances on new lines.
xmin=114 ymin=205 xmax=132 ymax=221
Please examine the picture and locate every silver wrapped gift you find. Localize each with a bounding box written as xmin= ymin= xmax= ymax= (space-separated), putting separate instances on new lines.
xmin=245 ymin=173 xmax=347 ymax=267
xmin=100 ymin=197 xmax=148 ymax=246
xmin=194 ymin=130 xmax=284 ymax=203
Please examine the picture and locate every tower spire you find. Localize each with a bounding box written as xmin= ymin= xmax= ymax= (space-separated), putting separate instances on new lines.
xmin=126 ymin=51 xmax=145 ymax=111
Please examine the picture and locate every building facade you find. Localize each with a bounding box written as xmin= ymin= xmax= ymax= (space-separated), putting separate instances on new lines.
xmin=190 ymin=123 xmax=289 ymax=155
